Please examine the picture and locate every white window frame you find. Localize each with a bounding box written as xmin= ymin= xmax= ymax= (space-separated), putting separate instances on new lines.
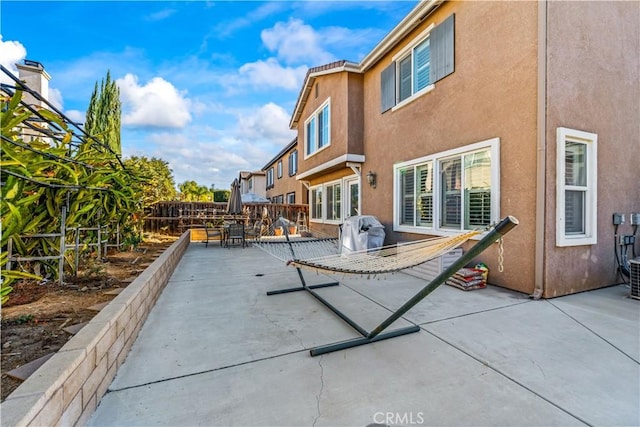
xmin=393 ymin=138 xmax=500 ymax=236
xmin=266 ymin=168 xmax=274 ymax=188
xmin=304 ymin=98 xmax=331 ymax=159
xmin=309 ymin=175 xmax=357 ymax=224
xmin=392 ymin=24 xmax=435 ymax=111
xmin=556 ymin=127 xmax=597 ymax=246
xmin=277 ymin=160 xmax=283 ymax=179
xmin=289 ymin=150 xmax=298 ymax=176
xmin=286 ymin=192 xmax=295 ymax=204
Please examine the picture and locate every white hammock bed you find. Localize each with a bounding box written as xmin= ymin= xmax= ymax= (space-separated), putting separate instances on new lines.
xmin=254 ymin=216 xmax=519 ymax=356
xmin=254 ymin=230 xmax=479 ymax=276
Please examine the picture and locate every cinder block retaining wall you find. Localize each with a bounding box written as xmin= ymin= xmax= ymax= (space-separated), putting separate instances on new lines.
xmin=1 ymin=231 xmax=191 ymax=427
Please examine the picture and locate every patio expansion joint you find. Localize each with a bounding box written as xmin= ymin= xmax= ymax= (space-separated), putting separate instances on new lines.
xmin=546 ymin=300 xmax=640 ymax=364
xmin=417 ymin=300 xmax=534 ymax=326
xmin=312 ymin=355 xmax=325 ymax=427
xmin=423 ymin=328 xmax=591 ymax=426
xmin=105 ymin=349 xmax=308 ymax=395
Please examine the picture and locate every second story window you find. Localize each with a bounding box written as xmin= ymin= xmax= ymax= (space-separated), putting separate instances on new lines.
xmin=266 ymin=168 xmax=274 ymax=188
xmin=288 ymin=150 xmax=298 ymax=176
xmin=381 ymin=14 xmax=455 ymax=112
xmin=398 ymin=37 xmax=431 ymax=103
xmin=277 ymin=160 xmax=283 ymax=179
xmin=305 ymin=100 xmax=330 ymax=157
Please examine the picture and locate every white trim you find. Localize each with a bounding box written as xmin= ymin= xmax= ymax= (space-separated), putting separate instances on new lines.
xmin=303 ymin=98 xmax=331 ymax=159
xmin=360 ymin=0 xmax=443 ymax=71
xmin=392 ymin=23 xmax=435 ymax=62
xmin=296 ymin=154 xmax=365 ymax=181
xmin=392 ymin=84 xmax=435 ymax=111
xmin=393 ymin=138 xmax=500 ymax=237
xmin=308 ymin=175 xmax=358 ymax=224
xmin=556 ymin=127 xmax=598 ymax=246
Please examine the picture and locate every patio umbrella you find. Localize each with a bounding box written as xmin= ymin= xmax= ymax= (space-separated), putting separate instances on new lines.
xmin=226 ymin=178 xmax=243 ymax=214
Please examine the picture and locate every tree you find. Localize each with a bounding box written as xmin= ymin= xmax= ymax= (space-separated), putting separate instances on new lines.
xmin=123 ymin=156 xmax=177 ymax=207
xmin=178 ymin=181 xmax=220 ymax=202
xmin=85 ymin=71 xmax=121 ymax=155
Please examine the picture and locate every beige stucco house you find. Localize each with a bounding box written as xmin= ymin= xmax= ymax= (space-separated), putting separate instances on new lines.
xmin=288 ymin=0 xmax=639 ymax=298
xmin=238 ymin=170 xmax=267 ymax=199
xmin=263 ymin=138 xmax=307 ymax=205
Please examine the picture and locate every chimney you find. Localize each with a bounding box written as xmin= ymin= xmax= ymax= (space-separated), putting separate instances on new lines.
xmin=15 ymin=59 xmax=51 ymax=108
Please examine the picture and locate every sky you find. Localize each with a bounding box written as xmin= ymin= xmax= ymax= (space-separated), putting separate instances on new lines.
xmin=1 ymin=0 xmax=418 ymax=191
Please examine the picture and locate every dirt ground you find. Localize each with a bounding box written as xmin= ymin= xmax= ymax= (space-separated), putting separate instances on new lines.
xmin=0 ymin=233 xmax=178 ymax=401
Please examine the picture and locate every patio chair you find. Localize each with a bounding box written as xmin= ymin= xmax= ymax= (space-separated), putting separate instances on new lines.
xmin=245 ymin=219 xmax=265 ymax=241
xmin=226 ymin=223 xmax=246 ymax=248
xmin=204 ymin=223 xmax=223 ymax=247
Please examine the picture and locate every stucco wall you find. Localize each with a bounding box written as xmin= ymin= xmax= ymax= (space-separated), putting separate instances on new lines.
xmin=361 ymin=1 xmax=539 ymax=294
xmin=543 ymin=1 xmax=640 ymax=296
xmin=299 ymin=72 xmax=356 ymax=170
xmin=267 ymin=146 xmax=306 ymax=204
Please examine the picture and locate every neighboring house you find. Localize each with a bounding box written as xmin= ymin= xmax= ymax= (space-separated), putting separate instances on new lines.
xmin=288 ymin=0 xmax=639 ymax=297
xmin=263 ymin=138 xmax=306 ymax=205
xmin=4 ymin=60 xmax=52 ymax=143
xmin=238 ymin=170 xmax=266 ymax=198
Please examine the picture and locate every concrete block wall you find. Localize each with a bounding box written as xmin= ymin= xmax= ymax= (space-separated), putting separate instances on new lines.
xmin=0 ymin=231 xmax=191 ymax=427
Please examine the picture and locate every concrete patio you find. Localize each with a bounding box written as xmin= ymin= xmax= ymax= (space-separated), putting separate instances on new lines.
xmin=88 ymin=242 xmax=639 ymax=426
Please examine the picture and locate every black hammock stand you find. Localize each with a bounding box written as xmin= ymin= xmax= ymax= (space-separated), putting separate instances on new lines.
xmin=265 ymin=215 xmax=519 ymax=356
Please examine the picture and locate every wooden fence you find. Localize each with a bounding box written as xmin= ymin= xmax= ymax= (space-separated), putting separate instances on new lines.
xmin=144 ymin=201 xmax=309 ymax=235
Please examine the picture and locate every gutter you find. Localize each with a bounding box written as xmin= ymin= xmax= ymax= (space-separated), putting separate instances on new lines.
xmin=532 ymin=0 xmax=548 ymax=299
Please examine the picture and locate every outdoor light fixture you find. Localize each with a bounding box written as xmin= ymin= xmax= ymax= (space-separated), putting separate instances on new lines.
xmin=366 ymin=171 xmax=377 ymax=188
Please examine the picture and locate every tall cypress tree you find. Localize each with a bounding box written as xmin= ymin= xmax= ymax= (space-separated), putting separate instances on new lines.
xmin=85 ymin=71 xmax=121 ymax=155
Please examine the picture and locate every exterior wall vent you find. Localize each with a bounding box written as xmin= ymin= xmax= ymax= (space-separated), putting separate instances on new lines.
xmin=630 ymin=258 xmax=640 ymax=300
xmin=406 ymin=248 xmax=463 ymax=282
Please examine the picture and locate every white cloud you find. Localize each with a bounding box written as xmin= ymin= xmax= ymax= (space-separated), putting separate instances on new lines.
xmin=238 ymin=58 xmax=307 ymax=91
xmin=207 ymin=2 xmax=286 ymax=40
xmin=0 ymin=36 xmax=26 ymax=84
xmin=117 ymin=74 xmax=192 ymax=128
xmin=65 ymin=110 xmax=86 ymax=124
xmin=48 ymin=87 xmax=64 ymax=110
xmin=261 ymin=18 xmax=335 ymax=65
xmin=146 ymin=8 xmax=176 ymax=21
xmin=236 ymin=102 xmax=296 ymax=142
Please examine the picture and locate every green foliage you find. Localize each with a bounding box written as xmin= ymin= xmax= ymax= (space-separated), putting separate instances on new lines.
xmin=178 ymin=180 xmax=215 ymax=202
xmin=123 ymin=156 xmax=177 ymax=207
xmin=85 ymin=71 xmax=121 ymax=155
xmin=1 ymin=91 xmax=140 ymax=304
xmin=214 ymin=189 xmax=230 ymax=202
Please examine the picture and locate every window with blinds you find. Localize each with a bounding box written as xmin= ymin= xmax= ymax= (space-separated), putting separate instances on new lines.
xmin=380 ymin=14 xmax=454 ymax=113
xmin=326 ymin=183 xmax=341 ymax=221
xmin=556 ymin=128 xmax=597 ymax=246
xmin=305 ymin=100 xmax=331 ymax=157
xmin=311 ymin=187 xmax=323 ymax=220
xmin=564 ymin=142 xmax=587 ymax=234
xmin=394 ymin=138 xmax=499 ymax=234
xmin=417 ymin=163 xmax=433 ymax=226
xmin=464 ymin=150 xmax=491 ymax=229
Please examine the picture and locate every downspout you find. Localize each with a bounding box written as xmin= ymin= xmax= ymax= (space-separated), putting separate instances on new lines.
xmin=532 ymin=0 xmax=548 ymax=299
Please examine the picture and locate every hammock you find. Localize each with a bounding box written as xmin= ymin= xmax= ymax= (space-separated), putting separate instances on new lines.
xmin=254 ymin=230 xmax=479 ymax=275
xmin=256 ymin=215 xmax=518 ymax=356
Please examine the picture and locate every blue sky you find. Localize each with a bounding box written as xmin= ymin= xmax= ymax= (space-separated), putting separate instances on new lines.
xmin=1 ymin=1 xmax=418 ymax=190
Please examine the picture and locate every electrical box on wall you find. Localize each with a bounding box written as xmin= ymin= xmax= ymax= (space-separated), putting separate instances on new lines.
xmin=613 ymin=213 xmax=625 ymax=225
xmin=630 ymin=213 xmax=640 ymax=226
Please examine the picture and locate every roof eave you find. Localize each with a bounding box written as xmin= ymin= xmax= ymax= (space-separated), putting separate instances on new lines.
xmin=360 ymin=0 xmax=444 ymax=71
xmin=289 ymin=61 xmax=360 ymax=129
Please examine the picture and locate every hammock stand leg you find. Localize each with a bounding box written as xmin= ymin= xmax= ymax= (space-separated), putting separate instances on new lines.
xmin=309 ymin=215 xmax=519 ymax=356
